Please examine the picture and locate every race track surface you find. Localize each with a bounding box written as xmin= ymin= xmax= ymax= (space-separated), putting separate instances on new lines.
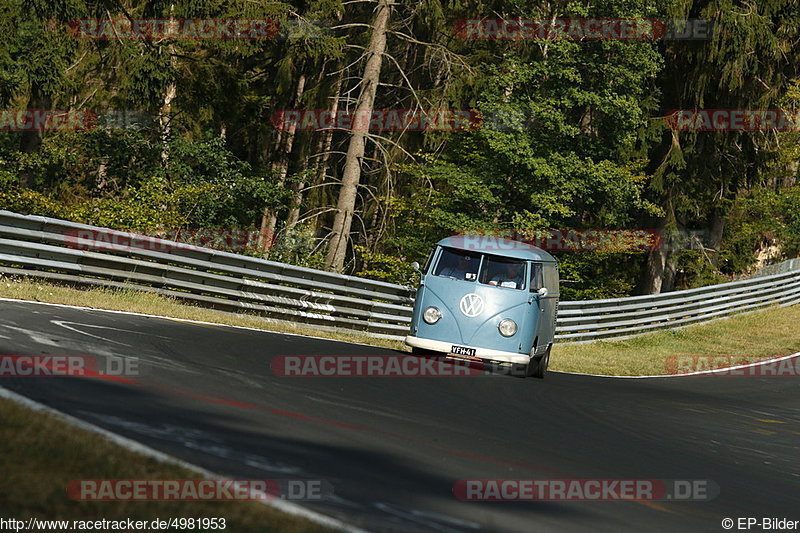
xmin=1 ymin=300 xmax=798 ymax=532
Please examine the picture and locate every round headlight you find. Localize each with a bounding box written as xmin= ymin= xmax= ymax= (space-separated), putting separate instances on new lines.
xmin=498 ymin=318 xmax=517 ymax=337
xmin=423 ymin=306 xmax=442 ymax=324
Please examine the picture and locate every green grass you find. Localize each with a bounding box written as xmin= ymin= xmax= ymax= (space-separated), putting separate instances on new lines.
xmin=0 ymin=397 xmax=340 ymax=532
xmin=1 ymin=273 xmax=798 ymax=376
xmin=550 ymin=304 xmax=800 ymax=375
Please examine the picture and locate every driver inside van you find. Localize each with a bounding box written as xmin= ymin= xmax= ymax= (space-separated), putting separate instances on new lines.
xmin=489 ymin=262 xmax=524 ymax=289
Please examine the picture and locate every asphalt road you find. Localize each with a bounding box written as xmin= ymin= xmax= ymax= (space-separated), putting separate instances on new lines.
xmin=1 ymin=299 xmax=798 ymax=532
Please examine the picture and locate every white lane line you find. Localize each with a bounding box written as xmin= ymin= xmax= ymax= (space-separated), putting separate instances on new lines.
xmin=0 ymin=297 xmax=380 ymax=348
xmin=51 ymin=321 xmax=134 ymax=347
xmin=0 ymin=324 xmax=63 ymax=347
xmin=0 ymin=385 xmax=367 ymax=533
xmin=554 ymin=351 xmax=800 ymax=379
xmin=53 ymin=320 xmax=172 ymax=339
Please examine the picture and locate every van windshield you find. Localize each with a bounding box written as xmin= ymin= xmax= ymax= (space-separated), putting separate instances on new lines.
xmin=434 ymin=248 xmax=481 ymax=281
xmin=479 ymin=256 xmax=526 ymax=290
xmin=434 ymin=248 xmax=527 ymax=289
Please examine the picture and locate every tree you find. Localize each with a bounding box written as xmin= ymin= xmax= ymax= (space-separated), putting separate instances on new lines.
xmin=641 ymin=0 xmax=800 ymax=293
xmin=324 ymin=0 xmax=392 ymax=271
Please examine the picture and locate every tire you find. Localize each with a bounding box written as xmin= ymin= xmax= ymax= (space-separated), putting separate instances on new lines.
xmin=527 ymin=344 xmax=551 ymax=379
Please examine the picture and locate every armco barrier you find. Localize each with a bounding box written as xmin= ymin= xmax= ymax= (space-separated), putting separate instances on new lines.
xmin=753 ymin=258 xmax=800 ymax=278
xmin=0 ymin=210 xmax=798 ymax=342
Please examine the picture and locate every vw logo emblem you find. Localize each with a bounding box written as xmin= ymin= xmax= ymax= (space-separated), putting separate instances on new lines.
xmin=459 ymin=293 xmax=484 ymax=318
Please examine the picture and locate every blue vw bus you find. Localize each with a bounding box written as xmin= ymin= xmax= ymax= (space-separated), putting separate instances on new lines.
xmin=406 ymin=236 xmax=559 ymax=378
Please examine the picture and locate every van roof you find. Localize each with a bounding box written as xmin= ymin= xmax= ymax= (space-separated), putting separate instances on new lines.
xmin=436 ymin=235 xmax=558 ymax=263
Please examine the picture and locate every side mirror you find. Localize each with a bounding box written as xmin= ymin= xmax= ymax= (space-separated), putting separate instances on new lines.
xmin=411 ymin=261 xmax=421 ymax=272
xmin=537 ymin=287 xmax=549 ymax=298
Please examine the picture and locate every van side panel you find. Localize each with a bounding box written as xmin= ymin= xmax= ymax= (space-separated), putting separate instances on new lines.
xmin=536 ymin=264 xmax=559 ymax=351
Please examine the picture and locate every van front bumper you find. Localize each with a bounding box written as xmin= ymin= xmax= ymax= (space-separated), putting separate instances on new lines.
xmin=405 ymin=336 xmax=530 ymax=365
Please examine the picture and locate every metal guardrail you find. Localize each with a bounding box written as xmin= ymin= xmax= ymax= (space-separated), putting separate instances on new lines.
xmin=0 ymin=210 xmax=798 ymax=342
xmin=555 ymin=268 xmax=800 ymax=341
xmin=0 ymin=211 xmax=415 ymax=340
xmin=753 ymin=258 xmax=800 ymax=278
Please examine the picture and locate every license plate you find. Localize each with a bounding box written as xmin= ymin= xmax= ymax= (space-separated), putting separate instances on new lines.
xmin=450 ymin=345 xmax=476 ymax=357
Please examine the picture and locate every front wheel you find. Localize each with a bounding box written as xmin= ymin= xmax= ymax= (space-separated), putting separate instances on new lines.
xmin=527 ymin=345 xmax=551 ymax=379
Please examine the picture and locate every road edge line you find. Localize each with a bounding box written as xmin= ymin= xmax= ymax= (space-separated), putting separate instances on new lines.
xmin=553 ymin=351 xmax=800 ymax=378
xmin=0 ymin=385 xmax=366 ymax=533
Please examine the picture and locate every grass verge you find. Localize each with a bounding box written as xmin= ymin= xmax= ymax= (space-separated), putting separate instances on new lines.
xmin=551 ymin=304 xmax=800 ymax=375
xmin=0 ymin=396 xmax=340 ymax=532
xmin=1 ymin=274 xmax=798 ymax=376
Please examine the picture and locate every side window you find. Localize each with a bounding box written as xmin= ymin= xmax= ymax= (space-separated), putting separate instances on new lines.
xmin=529 ymin=263 xmax=543 ymax=291
xmin=543 ymin=265 xmax=559 ymax=295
